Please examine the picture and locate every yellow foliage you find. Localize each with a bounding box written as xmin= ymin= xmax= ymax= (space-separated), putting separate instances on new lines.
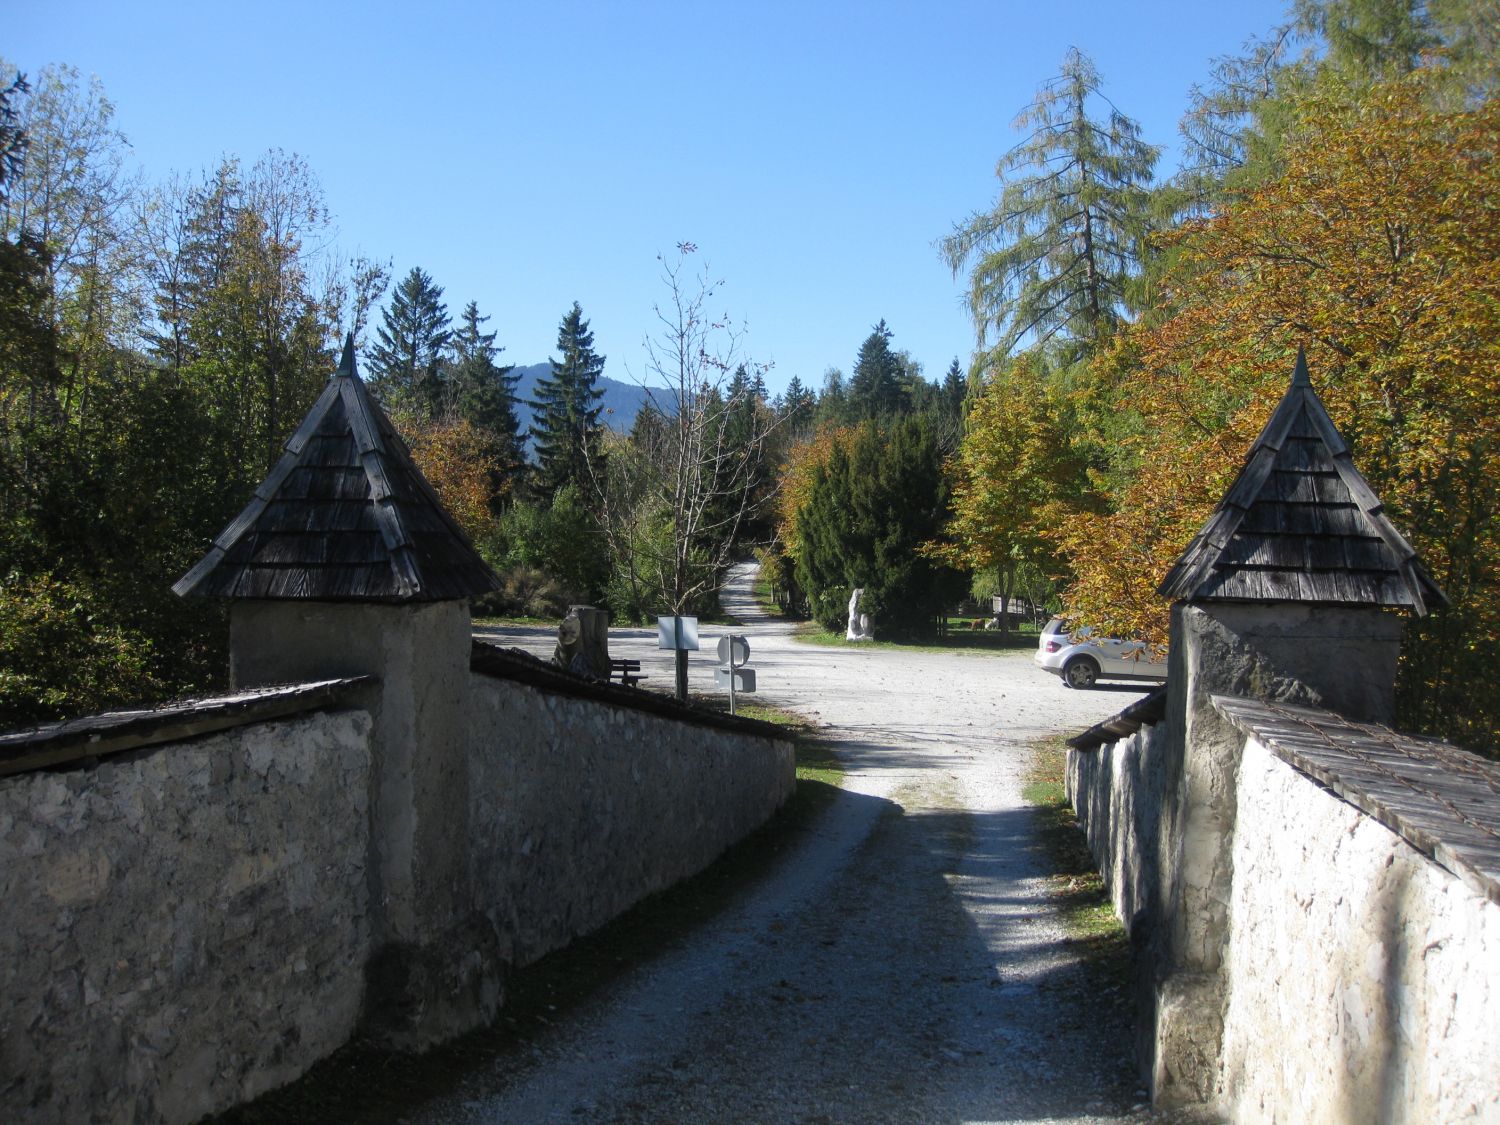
xmin=1059 ymin=70 xmax=1500 ymax=748
xmin=392 ymin=410 xmax=501 ymax=545
xmin=774 ymin=424 xmax=860 ymax=561
xmin=925 ymin=353 xmax=1080 ymax=576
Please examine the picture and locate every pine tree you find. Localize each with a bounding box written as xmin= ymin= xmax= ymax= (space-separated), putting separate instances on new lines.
xmin=367 ymin=266 xmax=452 ymax=420
xmin=780 ymin=374 xmax=815 ymax=424
xmin=529 ymin=300 xmax=605 ymax=497
xmin=942 ymin=358 xmax=967 ymax=413
xmin=813 ymin=367 xmax=849 ymax=427
xmin=792 ymin=417 xmax=962 ymax=639
xmin=144 ymin=154 xmax=331 ymax=480
xmin=941 ymin=49 xmax=1159 ymax=359
xmin=714 ymin=365 xmax=773 ymax=547
xmin=449 ymin=299 xmax=523 ymax=503
xmin=0 ymin=72 xmax=28 ymax=196
xmin=849 ymin=319 xmax=905 ymax=419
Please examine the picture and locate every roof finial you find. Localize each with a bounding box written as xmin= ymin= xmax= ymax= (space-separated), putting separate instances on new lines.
xmin=1292 ymin=345 xmax=1310 ymax=388
xmin=338 ymin=332 xmax=357 ymax=377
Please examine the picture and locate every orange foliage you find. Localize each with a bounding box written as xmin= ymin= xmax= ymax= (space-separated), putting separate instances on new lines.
xmin=1060 ymin=70 xmax=1500 ymax=749
xmin=394 ymin=411 xmax=501 ymax=545
xmin=774 ymin=423 xmax=859 ymax=560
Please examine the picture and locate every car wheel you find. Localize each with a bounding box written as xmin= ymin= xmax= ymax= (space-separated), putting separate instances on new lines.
xmin=1063 ymin=656 xmax=1099 ymax=690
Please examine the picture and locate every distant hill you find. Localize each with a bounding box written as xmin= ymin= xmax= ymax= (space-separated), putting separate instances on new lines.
xmin=510 ymin=363 xmax=665 ymax=437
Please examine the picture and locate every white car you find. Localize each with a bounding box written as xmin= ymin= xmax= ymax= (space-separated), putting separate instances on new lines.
xmin=1035 ymin=617 xmax=1167 ymax=689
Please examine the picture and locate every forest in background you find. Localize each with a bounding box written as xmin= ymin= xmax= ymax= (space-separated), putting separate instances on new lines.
xmin=2 ymin=0 xmax=1497 ymax=756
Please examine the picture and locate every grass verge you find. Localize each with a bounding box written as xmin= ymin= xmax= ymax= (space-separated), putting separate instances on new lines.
xmin=748 ymin=569 xmax=793 ymax=621
xmin=214 ymin=712 xmax=842 ymax=1124
xmin=793 ymin=620 xmax=1041 ymax=654
xmin=1023 ymin=736 xmax=1131 ymax=991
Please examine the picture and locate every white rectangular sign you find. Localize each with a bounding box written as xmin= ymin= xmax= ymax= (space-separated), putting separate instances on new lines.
xmin=657 ymin=615 xmax=700 ymax=651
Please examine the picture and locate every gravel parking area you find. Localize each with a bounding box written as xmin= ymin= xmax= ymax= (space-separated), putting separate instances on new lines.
xmin=434 ymin=564 xmax=1173 ymax=1123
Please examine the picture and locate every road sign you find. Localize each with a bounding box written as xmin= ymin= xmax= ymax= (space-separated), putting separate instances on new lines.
xmin=657 ymin=615 xmax=700 ymax=651
xmin=714 ymin=667 xmax=756 ymax=693
xmin=715 ymin=632 xmax=755 ymax=713
xmin=716 ymin=634 xmax=750 ymax=668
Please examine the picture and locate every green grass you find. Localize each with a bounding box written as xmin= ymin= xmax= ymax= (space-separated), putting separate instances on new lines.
xmin=748 ymin=570 xmax=794 ymax=621
xmin=1023 ymin=737 xmax=1132 ymax=980
xmin=214 ymin=710 xmax=842 ymax=1124
xmin=472 ymin=613 xmax=556 ymax=628
xmin=793 ymin=619 xmax=1042 ymax=654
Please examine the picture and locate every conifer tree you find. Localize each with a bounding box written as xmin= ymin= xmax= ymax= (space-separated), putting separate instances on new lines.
xmin=813 ymin=367 xmax=849 ymax=428
xmin=849 ymin=319 xmax=905 ymax=419
xmin=0 ymin=72 xmax=28 ymax=196
xmin=780 ymin=374 xmax=815 ymax=424
xmin=942 ymin=358 xmax=967 ymax=414
xmin=941 ymin=49 xmax=1158 ymax=359
xmin=529 ymin=300 xmax=605 ymax=498
xmin=792 ymin=417 xmax=963 ymax=638
xmin=449 ymin=300 xmax=523 ymax=502
xmin=367 ymin=266 xmax=452 ymax=420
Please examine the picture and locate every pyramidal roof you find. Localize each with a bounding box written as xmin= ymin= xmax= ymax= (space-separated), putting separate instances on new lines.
xmin=175 ymin=337 xmax=501 ymax=602
xmin=1157 ymin=349 xmax=1445 ymax=615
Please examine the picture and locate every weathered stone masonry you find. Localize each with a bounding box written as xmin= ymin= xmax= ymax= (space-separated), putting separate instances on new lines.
xmin=1066 ymin=355 xmax=1498 ymax=1123
xmin=0 ymin=340 xmax=796 ymax=1123
xmin=0 ymin=640 xmax=794 ymax=1124
xmin=0 ymin=706 xmax=373 ymax=1125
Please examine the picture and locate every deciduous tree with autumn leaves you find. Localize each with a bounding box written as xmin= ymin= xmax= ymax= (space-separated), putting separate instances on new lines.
xmin=1060 ymin=69 xmax=1500 ymax=750
xmin=941 ymin=50 xmax=1499 ymax=753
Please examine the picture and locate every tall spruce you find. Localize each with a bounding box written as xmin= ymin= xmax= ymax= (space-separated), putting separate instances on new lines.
xmin=814 ymin=366 xmax=849 ymax=427
xmin=848 ymin=319 xmax=907 ymax=419
xmin=529 ymin=300 xmax=605 ymax=497
xmin=367 ymin=266 xmax=452 ymax=420
xmin=448 ymin=300 xmax=523 ymax=500
xmin=0 ymin=72 xmax=27 ymax=197
xmin=942 ymin=358 xmax=967 ymax=413
xmin=780 ymin=374 xmax=815 ymax=424
xmin=941 ymin=49 xmax=1159 ymax=360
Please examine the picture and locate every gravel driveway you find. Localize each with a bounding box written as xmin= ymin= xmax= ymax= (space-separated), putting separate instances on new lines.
xmin=435 ymin=564 xmax=1162 ymax=1123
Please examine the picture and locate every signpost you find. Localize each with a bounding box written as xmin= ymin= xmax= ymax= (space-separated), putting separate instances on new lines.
xmin=715 ymin=634 xmax=754 ymax=714
xmin=658 ymin=615 xmax=699 ymax=702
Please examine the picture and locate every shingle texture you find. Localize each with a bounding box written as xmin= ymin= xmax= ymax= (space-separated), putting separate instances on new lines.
xmin=1158 ymin=351 xmax=1445 ymax=614
xmin=174 ymin=339 xmax=501 ymax=602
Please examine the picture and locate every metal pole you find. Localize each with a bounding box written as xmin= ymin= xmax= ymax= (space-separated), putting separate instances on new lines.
xmin=673 ymin=616 xmax=688 ymax=702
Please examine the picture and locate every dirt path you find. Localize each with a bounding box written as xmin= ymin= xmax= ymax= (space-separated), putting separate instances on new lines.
xmin=435 ymin=565 xmax=1160 ymax=1123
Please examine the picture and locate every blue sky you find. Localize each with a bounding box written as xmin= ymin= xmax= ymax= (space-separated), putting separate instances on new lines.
xmin=10 ymin=0 xmax=1290 ymax=396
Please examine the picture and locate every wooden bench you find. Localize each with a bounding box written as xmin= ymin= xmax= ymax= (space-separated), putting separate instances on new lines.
xmin=609 ymin=658 xmax=647 ymax=687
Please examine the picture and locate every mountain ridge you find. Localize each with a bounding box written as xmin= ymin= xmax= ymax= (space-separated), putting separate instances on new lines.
xmin=510 ymin=362 xmax=665 ymax=433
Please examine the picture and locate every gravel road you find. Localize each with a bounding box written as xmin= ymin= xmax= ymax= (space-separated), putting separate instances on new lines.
xmin=431 ymin=563 xmax=1165 ymax=1124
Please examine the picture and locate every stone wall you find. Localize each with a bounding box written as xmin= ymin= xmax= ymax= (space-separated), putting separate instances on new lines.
xmin=1067 ymin=718 xmax=1181 ymax=1089
xmin=0 ymin=659 xmax=796 ymax=1123
xmin=1069 ymin=708 xmax=1500 ymax=1123
xmin=1219 ymin=737 xmax=1500 ymax=1124
xmin=1067 ymin=720 xmax=1170 ymax=937
xmin=0 ymin=710 xmax=372 ymax=1125
xmin=467 ymin=672 xmax=796 ymax=967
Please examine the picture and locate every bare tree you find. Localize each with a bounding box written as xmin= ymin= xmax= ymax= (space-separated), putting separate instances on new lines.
xmin=592 ymin=244 xmax=784 ymax=699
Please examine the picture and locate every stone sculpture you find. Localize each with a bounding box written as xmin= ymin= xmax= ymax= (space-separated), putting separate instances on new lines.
xmin=553 ymin=604 xmax=611 ymax=679
xmin=845 ymin=587 xmax=873 ymax=642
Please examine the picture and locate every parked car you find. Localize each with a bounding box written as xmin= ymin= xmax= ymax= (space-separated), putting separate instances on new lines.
xmin=1034 ymin=617 xmax=1167 ymax=689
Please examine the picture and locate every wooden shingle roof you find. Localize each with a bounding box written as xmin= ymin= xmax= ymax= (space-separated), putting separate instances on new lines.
xmin=174 ymin=337 xmax=501 ymax=602
xmin=1157 ymin=350 xmax=1445 ymax=614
